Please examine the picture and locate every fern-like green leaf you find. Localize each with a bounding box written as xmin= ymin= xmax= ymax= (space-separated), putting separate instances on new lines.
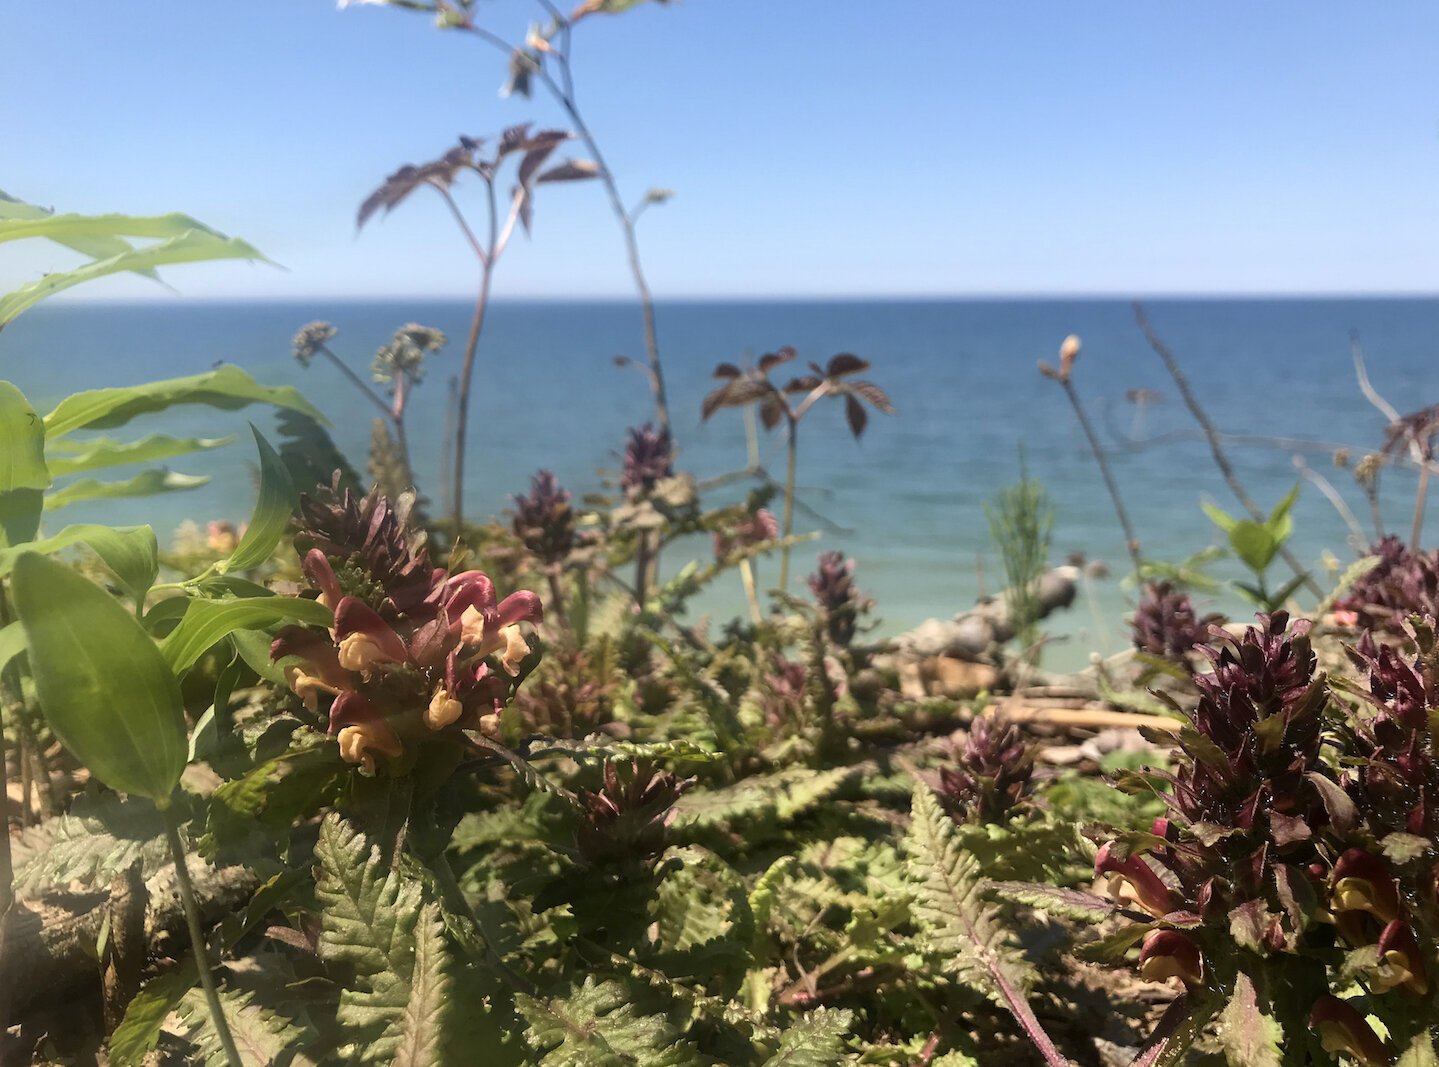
xmin=314 ymin=813 xmax=448 ymax=1064
xmin=516 ymin=976 xmax=696 ymax=1066
xmin=12 ymin=791 xmax=168 ymax=897
xmin=393 ymin=902 xmax=454 ymax=1067
xmin=175 ymin=987 xmax=317 ymax=1066
xmin=529 ymin=734 xmax=722 ymax=766
xmin=903 ymin=784 xmax=1034 ymax=1006
xmin=762 ymin=1007 xmax=855 ymax=1065
xmin=674 ymin=766 xmax=857 ymax=832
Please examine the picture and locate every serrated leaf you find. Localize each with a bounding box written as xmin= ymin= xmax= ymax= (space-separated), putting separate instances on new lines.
xmin=517 ymin=976 xmax=695 ymax=1066
xmin=674 ymin=766 xmax=856 ymax=832
xmin=11 ymin=791 xmax=168 ymax=897
xmin=219 ymin=426 xmax=296 ymax=573
xmin=175 ymin=986 xmax=318 ymax=1067
xmin=12 ymin=551 xmax=185 ymax=802
xmin=1215 ymin=972 xmax=1282 ymax=1067
xmin=44 ymin=468 xmax=209 ymax=509
xmin=44 ymin=365 xmax=326 ymax=438
xmin=529 ymin=735 xmax=721 ymax=766
xmin=986 ymin=881 xmax=1117 ymax=923
xmin=762 ymin=1008 xmax=855 ymax=1066
xmin=904 ymin=785 xmax=1033 ymax=1006
xmin=0 ymin=523 xmax=157 ymax=607
xmin=159 ymin=596 xmax=333 ymax=675
xmin=315 ymin=814 xmax=431 ymax=1064
xmin=392 ymin=903 xmax=453 ymax=1067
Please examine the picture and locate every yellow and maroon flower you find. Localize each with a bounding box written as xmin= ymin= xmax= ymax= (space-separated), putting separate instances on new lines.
xmin=328 ymin=691 xmax=403 ymax=776
xmin=1137 ymin=930 xmax=1203 ymax=989
xmin=1094 ymin=843 xmax=1181 ymax=918
xmin=1309 ymin=996 xmax=1390 ymax=1067
xmin=1330 ymin=848 xmax=1402 ymax=946
xmin=1374 ymin=920 xmax=1429 ymax=996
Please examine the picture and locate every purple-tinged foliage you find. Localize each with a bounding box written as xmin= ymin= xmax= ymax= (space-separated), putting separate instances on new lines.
xmin=1131 ymin=581 xmax=1224 ymax=664
xmin=938 ymin=714 xmax=1035 ymax=826
xmin=807 ymin=550 xmax=872 ymax=648
xmin=511 ymin=469 xmax=576 ymax=568
xmin=574 ymin=761 xmax=688 ymax=871
xmin=1335 ymin=535 xmax=1439 ymax=636
xmin=620 ymin=423 xmax=674 ymax=494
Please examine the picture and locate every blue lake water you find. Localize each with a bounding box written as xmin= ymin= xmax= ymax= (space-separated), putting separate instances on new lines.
xmin=5 ymin=296 xmax=1438 ymax=669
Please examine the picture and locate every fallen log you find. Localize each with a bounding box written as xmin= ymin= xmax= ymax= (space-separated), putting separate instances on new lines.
xmin=884 ymin=565 xmax=1082 ymax=664
xmin=1 ymin=854 xmax=259 ymax=1022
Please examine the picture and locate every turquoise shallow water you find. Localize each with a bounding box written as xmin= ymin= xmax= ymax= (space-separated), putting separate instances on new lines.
xmin=5 ymin=296 xmax=1438 ymax=669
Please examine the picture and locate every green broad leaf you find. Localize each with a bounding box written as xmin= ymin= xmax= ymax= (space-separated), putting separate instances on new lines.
xmin=1200 ymin=500 xmax=1237 ymax=534
xmin=44 ymin=469 xmax=209 ymax=509
xmin=11 ymin=551 xmax=186 ymax=802
xmin=1267 ymin=482 xmax=1301 ymax=530
xmin=0 ymin=620 xmax=24 ymax=673
xmin=1227 ymin=520 xmax=1279 ymax=574
xmin=0 ymin=523 xmax=158 ymax=607
xmin=517 ymin=976 xmax=696 ymax=1066
xmin=218 ymin=426 xmax=295 ymax=573
xmin=0 ymin=227 xmax=271 ymax=326
xmin=44 ymin=365 xmax=327 ymax=438
xmin=0 ymin=194 xmax=162 ymax=280
xmin=159 ymin=596 xmax=333 ymax=675
xmin=0 ymin=210 xmax=226 ymax=245
xmin=1215 ymin=972 xmax=1282 ymax=1067
xmin=231 ymin=626 xmax=291 ymax=685
xmin=46 ymin=433 xmax=234 ymax=477
xmin=110 ymin=970 xmax=195 ymax=1067
xmin=0 ymin=381 xmax=51 ymax=493
xmin=0 ymin=380 xmax=50 ymax=546
xmin=762 ymin=1008 xmax=855 ymax=1066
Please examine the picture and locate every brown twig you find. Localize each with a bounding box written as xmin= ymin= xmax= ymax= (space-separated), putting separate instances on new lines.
xmin=1134 ymin=303 xmax=1322 ymax=598
xmin=1060 ymin=377 xmax=1143 ymax=584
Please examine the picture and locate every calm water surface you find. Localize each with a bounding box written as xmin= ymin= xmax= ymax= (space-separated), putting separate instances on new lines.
xmin=6 ymin=297 xmax=1438 ymax=669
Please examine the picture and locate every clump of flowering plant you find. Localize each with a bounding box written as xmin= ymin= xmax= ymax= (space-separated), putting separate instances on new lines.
xmin=1334 ymin=535 xmax=1439 ymax=638
xmin=938 ymin=714 xmax=1035 ymax=826
xmin=807 ymin=550 xmax=872 ymax=648
xmin=511 ymin=468 xmax=579 ymax=625
xmin=621 ymin=423 xmax=674 ymax=494
xmin=1130 ymin=580 xmax=1224 ymax=667
xmin=1092 ymin=611 xmax=1439 ymax=1063
xmin=271 ymin=478 xmax=543 ymax=775
xmin=573 ymin=760 xmax=689 ymax=873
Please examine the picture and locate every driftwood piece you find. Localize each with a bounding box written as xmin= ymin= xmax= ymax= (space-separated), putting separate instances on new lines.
xmin=1 ymin=855 xmax=259 ymax=1022
xmin=885 ymin=566 xmax=1081 ymax=663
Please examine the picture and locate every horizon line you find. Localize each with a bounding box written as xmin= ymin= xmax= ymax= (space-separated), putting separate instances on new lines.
xmin=39 ymin=288 xmax=1439 ymax=307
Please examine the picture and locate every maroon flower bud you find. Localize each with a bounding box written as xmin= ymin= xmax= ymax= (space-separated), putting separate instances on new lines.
xmin=1309 ymin=996 xmax=1390 ymax=1067
xmin=574 ymin=761 xmax=688 ymax=870
xmin=1138 ymin=930 xmax=1203 ymax=988
xmin=1131 ymin=581 xmax=1224 ymax=663
xmin=807 ymin=550 xmax=873 ymax=647
xmin=620 ymin=424 xmax=674 ymax=494
xmin=939 ymin=714 xmax=1035 ymax=825
xmin=511 ymin=469 xmax=576 ymax=567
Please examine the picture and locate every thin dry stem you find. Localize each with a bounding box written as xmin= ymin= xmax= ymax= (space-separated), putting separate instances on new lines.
xmin=1134 ymin=303 xmax=1322 ymax=598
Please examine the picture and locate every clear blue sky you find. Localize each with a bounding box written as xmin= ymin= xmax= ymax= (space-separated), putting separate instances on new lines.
xmin=5 ymin=1 xmax=1438 ymax=299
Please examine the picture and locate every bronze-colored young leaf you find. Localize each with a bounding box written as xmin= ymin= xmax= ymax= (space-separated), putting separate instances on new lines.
xmin=11 ymin=551 xmax=186 ymax=803
xmin=825 ymin=352 xmax=870 ymax=378
xmin=848 ymin=380 xmax=895 ymax=414
xmin=757 ymin=347 xmax=796 ymax=373
xmin=536 ymin=159 xmax=600 ymax=184
xmin=844 ymin=394 xmax=867 ymax=438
